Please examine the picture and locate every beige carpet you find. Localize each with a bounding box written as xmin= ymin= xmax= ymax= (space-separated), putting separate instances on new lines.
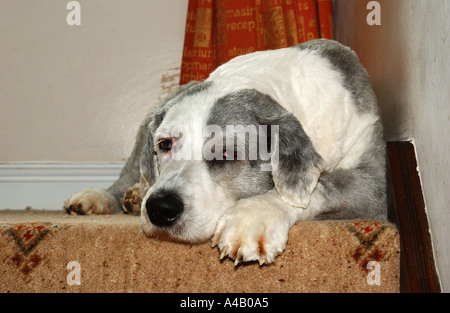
xmin=0 ymin=210 xmax=399 ymax=293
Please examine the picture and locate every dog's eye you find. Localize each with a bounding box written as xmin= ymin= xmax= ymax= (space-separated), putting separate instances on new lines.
xmin=158 ymin=140 xmax=172 ymax=151
xmin=222 ymin=149 xmax=238 ymax=160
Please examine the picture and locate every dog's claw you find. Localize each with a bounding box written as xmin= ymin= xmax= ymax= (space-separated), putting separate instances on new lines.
xmin=211 ymin=230 xmax=222 ymax=248
xmin=220 ymin=247 xmax=228 ymax=260
xmin=235 ymin=248 xmax=243 ymax=265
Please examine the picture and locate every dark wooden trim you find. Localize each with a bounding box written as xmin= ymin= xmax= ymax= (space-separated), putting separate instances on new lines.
xmin=386 ymin=141 xmax=441 ymax=293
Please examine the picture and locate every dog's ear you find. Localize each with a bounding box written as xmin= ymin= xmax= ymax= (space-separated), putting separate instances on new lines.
xmin=236 ymin=89 xmax=324 ymax=208
xmin=224 ymin=88 xmax=324 ymax=208
xmin=268 ymin=114 xmax=325 ymax=208
xmin=139 ymin=81 xmax=204 ymax=195
xmin=251 ymin=100 xmax=324 ymax=209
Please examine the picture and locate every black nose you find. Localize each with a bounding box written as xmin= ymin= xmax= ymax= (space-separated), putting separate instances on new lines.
xmin=145 ymin=193 xmax=184 ymax=227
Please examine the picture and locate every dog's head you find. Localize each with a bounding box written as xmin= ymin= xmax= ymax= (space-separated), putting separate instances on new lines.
xmin=139 ymin=81 xmax=323 ymax=242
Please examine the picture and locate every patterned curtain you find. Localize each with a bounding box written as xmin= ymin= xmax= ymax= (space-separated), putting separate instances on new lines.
xmin=180 ymin=0 xmax=334 ymax=85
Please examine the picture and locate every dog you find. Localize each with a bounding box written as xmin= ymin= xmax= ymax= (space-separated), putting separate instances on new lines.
xmin=64 ymin=39 xmax=387 ymax=265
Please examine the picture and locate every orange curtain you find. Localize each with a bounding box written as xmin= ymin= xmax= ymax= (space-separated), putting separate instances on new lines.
xmin=179 ymin=0 xmax=334 ymax=85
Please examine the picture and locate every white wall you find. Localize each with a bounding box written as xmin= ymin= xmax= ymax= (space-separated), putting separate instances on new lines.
xmin=337 ymin=0 xmax=450 ymax=292
xmin=0 ymin=0 xmax=188 ymax=162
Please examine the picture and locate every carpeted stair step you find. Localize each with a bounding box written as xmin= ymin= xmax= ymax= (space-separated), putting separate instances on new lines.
xmin=0 ymin=210 xmax=399 ymax=293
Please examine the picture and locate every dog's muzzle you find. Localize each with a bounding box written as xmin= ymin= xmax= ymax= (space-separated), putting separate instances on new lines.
xmin=145 ymin=192 xmax=184 ymax=227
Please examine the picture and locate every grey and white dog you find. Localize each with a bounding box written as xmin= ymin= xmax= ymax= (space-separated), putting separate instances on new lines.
xmin=64 ymin=39 xmax=386 ymax=265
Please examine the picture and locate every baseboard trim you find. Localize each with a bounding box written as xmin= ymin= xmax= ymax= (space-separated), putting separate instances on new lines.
xmin=386 ymin=142 xmax=441 ymax=293
xmin=0 ymin=162 xmax=124 ymax=210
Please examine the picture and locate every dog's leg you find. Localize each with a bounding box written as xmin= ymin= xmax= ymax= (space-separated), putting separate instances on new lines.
xmin=310 ymin=165 xmax=387 ymax=221
xmin=212 ymin=189 xmax=302 ymax=265
xmin=64 ymin=120 xmax=147 ymax=215
xmin=212 ymin=163 xmax=386 ymax=265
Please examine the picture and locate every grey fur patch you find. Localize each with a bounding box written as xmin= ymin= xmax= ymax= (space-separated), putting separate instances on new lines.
xmin=296 ymin=39 xmax=378 ymax=114
xmin=206 ymin=89 xmax=323 ymax=203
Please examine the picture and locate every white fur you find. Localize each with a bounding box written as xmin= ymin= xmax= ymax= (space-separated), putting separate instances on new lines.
xmin=140 ymin=90 xmax=236 ymax=242
xmin=141 ymin=160 xmax=235 ymax=242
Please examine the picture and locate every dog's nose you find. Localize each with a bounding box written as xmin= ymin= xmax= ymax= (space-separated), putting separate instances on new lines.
xmin=145 ymin=193 xmax=184 ymax=227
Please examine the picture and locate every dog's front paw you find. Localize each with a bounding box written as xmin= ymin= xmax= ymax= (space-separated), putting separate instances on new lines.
xmin=121 ymin=183 xmax=142 ymax=215
xmin=64 ymin=188 xmax=119 ymax=215
xmin=211 ymin=196 xmax=291 ymax=265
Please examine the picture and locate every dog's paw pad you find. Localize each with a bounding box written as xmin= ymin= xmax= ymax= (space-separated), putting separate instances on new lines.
xmin=64 ymin=188 xmax=118 ymax=215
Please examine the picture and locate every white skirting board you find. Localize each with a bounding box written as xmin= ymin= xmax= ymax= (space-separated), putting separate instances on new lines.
xmin=0 ymin=162 xmax=125 ymax=210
